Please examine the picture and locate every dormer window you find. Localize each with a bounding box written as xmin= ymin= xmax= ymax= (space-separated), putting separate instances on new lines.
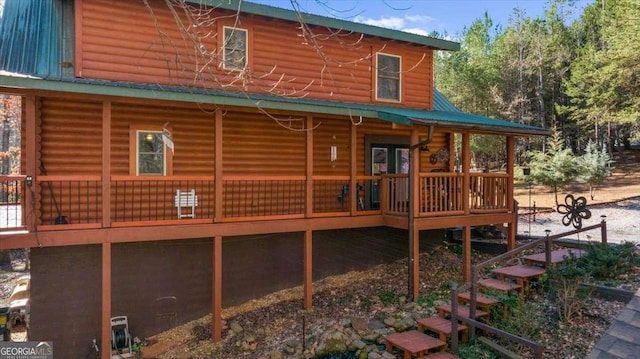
xmin=376 ymin=53 xmax=401 ymax=102
xmin=223 ymin=27 xmax=248 ymax=70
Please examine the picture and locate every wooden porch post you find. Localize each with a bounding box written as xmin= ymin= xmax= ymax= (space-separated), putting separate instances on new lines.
xmin=214 ymin=110 xmax=223 ymax=222
xmin=408 ymin=129 xmax=420 ymax=301
xmin=306 ymin=116 xmax=313 ymax=218
xmin=102 ymin=101 xmax=111 ymax=228
xmin=24 ymin=96 xmax=37 ymax=232
xmin=304 ymin=116 xmax=314 ymax=309
xmin=212 ymin=235 xmax=222 ymax=341
xmin=461 ymin=132 xmax=471 ymax=281
xmin=506 ymin=136 xmax=516 ymax=250
xmin=349 ymin=121 xmax=357 ymax=215
xmin=304 ymin=229 xmax=313 ymax=309
xmin=101 ymin=242 xmax=111 ymax=359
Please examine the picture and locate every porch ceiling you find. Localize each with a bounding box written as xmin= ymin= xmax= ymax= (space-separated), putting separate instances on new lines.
xmin=0 ymin=72 xmax=549 ymax=136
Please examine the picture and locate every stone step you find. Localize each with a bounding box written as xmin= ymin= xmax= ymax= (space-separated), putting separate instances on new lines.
xmin=417 ymin=316 xmax=468 ymax=344
xmin=478 ymin=278 xmax=522 ymax=292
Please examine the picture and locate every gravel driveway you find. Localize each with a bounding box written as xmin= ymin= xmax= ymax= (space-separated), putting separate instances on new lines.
xmin=518 ymin=197 xmax=640 ymax=244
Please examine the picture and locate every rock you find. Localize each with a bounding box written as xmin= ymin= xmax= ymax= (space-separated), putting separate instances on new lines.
xmin=351 ymin=317 xmax=369 ymax=334
xmin=367 ymin=319 xmax=387 ymax=330
xmin=244 ymin=332 xmax=256 ymax=343
xmin=381 ymin=351 xmax=396 ymax=359
xmin=368 ymin=353 xmax=383 ymax=359
xmin=358 ymin=349 xmax=369 ymax=359
xmin=392 ymin=316 xmax=415 ymax=332
xmin=229 ymin=320 xmax=243 ymax=334
xmin=282 ymin=338 xmax=299 ymax=355
xmin=316 ymin=329 xmax=348 ymax=355
xmin=351 ymin=339 xmax=367 ymax=350
xmin=269 ymin=351 xmax=284 ymax=359
xmin=383 ymin=317 xmax=395 ymax=326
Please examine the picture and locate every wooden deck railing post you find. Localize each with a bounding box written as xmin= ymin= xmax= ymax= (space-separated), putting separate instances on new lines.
xmin=101 ymin=242 xmax=112 ymax=359
xmin=102 ymin=100 xmax=112 ymax=228
xmin=450 ymin=282 xmax=459 ymax=352
xmin=24 ymin=96 xmax=37 ymax=232
xmin=380 ymin=175 xmax=388 ymax=214
xmin=601 ymin=216 xmax=607 ymax=244
xmin=545 ymin=229 xmax=552 ymax=267
xmin=469 ymin=267 xmax=477 ymax=339
xmin=212 ymin=235 xmax=222 ymax=341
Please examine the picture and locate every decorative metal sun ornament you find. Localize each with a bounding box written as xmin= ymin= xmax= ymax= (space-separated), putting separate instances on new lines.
xmin=557 ymin=194 xmax=592 ymax=229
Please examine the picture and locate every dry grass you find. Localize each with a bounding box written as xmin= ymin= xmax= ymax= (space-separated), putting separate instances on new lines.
xmin=515 ymin=150 xmax=640 ymax=209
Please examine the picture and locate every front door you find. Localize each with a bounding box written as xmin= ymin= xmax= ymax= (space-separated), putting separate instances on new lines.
xmin=370 ymin=144 xmax=409 ymax=209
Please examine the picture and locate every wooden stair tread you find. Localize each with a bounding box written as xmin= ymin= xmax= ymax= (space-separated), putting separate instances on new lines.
xmin=417 ymin=316 xmax=468 ymax=334
xmin=457 ymin=291 xmax=500 ymax=305
xmin=478 ymin=278 xmax=522 ymax=292
xmin=420 ymin=353 xmax=459 ymax=359
xmin=437 ymin=304 xmax=488 ymax=319
xmin=491 ymin=264 xmax=546 ymax=278
xmin=523 ymin=248 xmax=586 ymax=266
xmin=385 ymin=330 xmax=447 ymax=356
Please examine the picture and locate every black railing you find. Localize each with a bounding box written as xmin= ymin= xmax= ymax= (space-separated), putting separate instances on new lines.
xmin=0 ymin=175 xmax=26 ymax=230
xmin=223 ymin=177 xmax=305 ymax=219
xmin=112 ymin=177 xmax=214 ymax=222
xmin=39 ymin=176 xmax=101 ymax=225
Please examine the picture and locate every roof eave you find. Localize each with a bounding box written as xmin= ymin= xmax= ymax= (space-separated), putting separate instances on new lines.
xmin=408 ymin=118 xmax=552 ymax=137
xmin=194 ymin=0 xmax=460 ymax=51
xmin=0 ymin=74 xmax=381 ymax=118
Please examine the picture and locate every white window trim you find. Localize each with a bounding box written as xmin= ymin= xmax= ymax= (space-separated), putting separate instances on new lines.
xmin=136 ymin=130 xmax=166 ymax=176
xmin=375 ymin=52 xmax=402 ymax=103
xmin=222 ymin=26 xmax=248 ymax=71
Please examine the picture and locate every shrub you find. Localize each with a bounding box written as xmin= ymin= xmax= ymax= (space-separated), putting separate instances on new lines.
xmin=456 ymin=339 xmax=499 ymax=359
xmin=378 ymin=290 xmax=398 ymax=305
xmin=581 ymin=241 xmax=639 ymax=279
xmin=546 ymin=256 xmax=593 ymax=322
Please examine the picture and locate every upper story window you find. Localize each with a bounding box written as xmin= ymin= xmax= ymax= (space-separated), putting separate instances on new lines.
xmin=376 ymin=53 xmax=401 ymax=102
xmin=136 ymin=130 xmax=165 ymax=175
xmin=223 ymin=26 xmax=248 ymax=70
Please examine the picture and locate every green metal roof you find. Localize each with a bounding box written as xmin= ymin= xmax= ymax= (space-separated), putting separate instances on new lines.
xmin=0 ymin=72 xmax=549 ymax=136
xmin=195 ymin=0 xmax=460 ymax=51
xmin=433 ymin=89 xmax=462 ymax=113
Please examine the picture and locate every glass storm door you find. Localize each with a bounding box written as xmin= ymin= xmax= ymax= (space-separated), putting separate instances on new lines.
xmin=370 ymin=145 xmax=409 ymax=209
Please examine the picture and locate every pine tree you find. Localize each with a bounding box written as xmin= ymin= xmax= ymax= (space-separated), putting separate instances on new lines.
xmin=527 ymin=128 xmax=579 ymax=207
xmin=579 ymin=140 xmax=611 ymax=200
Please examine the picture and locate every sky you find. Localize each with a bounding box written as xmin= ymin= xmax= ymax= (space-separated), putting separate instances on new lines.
xmin=249 ymin=0 xmax=593 ymax=39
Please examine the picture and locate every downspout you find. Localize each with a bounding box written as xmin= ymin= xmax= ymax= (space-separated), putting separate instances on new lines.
xmin=408 ymin=124 xmax=434 ymax=301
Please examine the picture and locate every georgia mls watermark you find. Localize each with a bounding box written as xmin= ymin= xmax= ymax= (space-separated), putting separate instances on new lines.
xmin=0 ymin=342 xmax=53 ymax=359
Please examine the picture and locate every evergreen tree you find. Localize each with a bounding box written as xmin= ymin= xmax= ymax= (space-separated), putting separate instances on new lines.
xmin=526 ymin=128 xmax=579 ymax=207
xmin=579 ymin=140 xmax=611 ymax=200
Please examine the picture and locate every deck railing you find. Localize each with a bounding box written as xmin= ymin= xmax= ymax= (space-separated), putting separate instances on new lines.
xmin=1 ymin=172 xmax=511 ymax=231
xmin=419 ymin=173 xmax=464 ymax=216
xmin=112 ymin=176 xmax=214 ymax=224
xmin=381 ymin=172 xmax=509 ymax=217
xmin=470 ymin=173 xmax=509 ymax=212
xmin=0 ymin=175 xmax=26 ymax=230
xmin=39 ymin=176 xmax=102 ymax=227
xmin=223 ymin=176 xmax=305 ymax=220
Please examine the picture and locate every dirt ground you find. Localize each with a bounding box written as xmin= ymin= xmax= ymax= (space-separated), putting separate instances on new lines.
xmin=514 ymin=149 xmax=640 ymax=209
